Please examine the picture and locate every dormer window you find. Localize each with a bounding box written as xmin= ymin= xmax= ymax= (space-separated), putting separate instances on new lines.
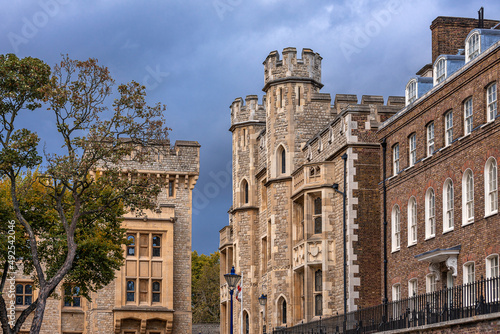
xmin=466 ymin=32 xmax=480 ymax=62
xmin=406 ymin=79 xmax=417 ymax=105
xmin=435 ymin=58 xmax=446 ymax=84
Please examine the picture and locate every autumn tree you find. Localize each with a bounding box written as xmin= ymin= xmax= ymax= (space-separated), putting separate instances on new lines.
xmin=0 ymin=54 xmax=170 ymax=334
xmin=192 ymin=251 xmax=220 ymax=323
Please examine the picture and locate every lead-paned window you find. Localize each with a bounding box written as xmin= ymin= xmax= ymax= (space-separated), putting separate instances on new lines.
xmin=313 ymin=197 xmax=322 ymax=234
xmin=15 ymin=283 xmax=33 ymax=306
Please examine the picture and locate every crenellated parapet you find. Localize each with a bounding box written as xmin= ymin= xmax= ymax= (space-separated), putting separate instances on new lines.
xmin=263 ymin=47 xmax=322 ymax=91
xmin=230 ymin=95 xmax=266 ymax=128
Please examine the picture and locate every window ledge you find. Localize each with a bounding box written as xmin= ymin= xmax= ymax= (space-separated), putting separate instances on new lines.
xmin=458 ymin=133 xmax=471 ymax=141
xmin=407 ymin=242 xmax=417 ymax=248
xmin=62 ymin=307 xmax=84 ymax=314
xmin=421 ymin=156 xmax=431 ymax=162
xmin=462 ymin=220 xmax=474 ymax=227
xmin=391 ymin=248 xmax=400 ymax=254
xmin=442 ymin=228 xmax=454 ymax=235
xmin=485 ymin=211 xmax=498 ymax=219
xmin=424 ymin=235 xmax=435 ymax=241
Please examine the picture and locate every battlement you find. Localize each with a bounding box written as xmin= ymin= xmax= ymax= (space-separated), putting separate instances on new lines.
xmin=263 ymin=47 xmax=322 ymax=90
xmin=230 ymin=95 xmax=266 ymax=127
xmin=333 ymin=94 xmax=405 ymax=113
xmin=105 ymin=139 xmax=200 ymax=174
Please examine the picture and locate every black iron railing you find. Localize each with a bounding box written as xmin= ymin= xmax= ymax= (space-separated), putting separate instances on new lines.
xmin=272 ymin=275 xmax=500 ymax=334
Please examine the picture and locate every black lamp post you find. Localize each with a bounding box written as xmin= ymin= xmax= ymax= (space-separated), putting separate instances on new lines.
xmin=259 ymin=294 xmax=267 ymax=333
xmin=224 ymin=266 xmax=241 ymax=334
xmin=333 ymin=153 xmax=348 ymax=328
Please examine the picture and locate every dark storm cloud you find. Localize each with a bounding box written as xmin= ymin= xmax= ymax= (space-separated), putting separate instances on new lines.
xmin=2 ymin=0 xmax=499 ymax=254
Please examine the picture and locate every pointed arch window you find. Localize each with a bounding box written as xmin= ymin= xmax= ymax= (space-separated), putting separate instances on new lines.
xmin=241 ymin=179 xmax=249 ymax=205
xmin=277 ymin=145 xmax=287 ymax=175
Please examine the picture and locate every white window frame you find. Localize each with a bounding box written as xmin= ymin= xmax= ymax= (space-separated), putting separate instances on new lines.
xmin=407 ymin=197 xmax=417 ymax=246
xmin=464 ymin=98 xmax=473 ymax=135
xmin=487 ymin=82 xmax=497 ymax=122
xmin=486 ymin=254 xmax=499 ymax=279
xmin=393 ymin=144 xmax=400 ymax=176
xmin=442 ymin=179 xmax=454 ymax=233
xmin=427 ymin=122 xmax=435 ymax=156
xmin=408 ymin=279 xmax=418 ymax=298
xmin=462 ymin=169 xmax=474 ymax=225
xmin=435 ymin=58 xmax=446 ymax=84
xmin=445 ymin=110 xmax=453 ymax=146
xmin=463 ymin=262 xmax=476 ymax=307
xmin=406 ymin=79 xmax=417 ymax=105
xmin=466 ymin=32 xmax=480 ymax=62
xmin=486 ymin=254 xmax=499 ymax=302
xmin=391 ymin=205 xmax=401 ymax=252
xmin=485 ymin=157 xmax=498 ymax=216
xmin=409 ymin=134 xmax=416 ymax=167
xmin=426 ymin=274 xmax=437 ymax=293
xmin=425 ymin=188 xmax=435 ymax=239
xmin=392 ymin=284 xmax=401 ymax=301
xmin=392 ymin=283 xmax=402 ymax=318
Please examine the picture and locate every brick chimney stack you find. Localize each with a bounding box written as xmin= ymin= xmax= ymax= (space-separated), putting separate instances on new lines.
xmin=430 ymin=16 xmax=499 ymax=63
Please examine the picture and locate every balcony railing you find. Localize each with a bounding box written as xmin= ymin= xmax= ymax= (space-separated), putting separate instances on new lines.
xmin=273 ymin=275 xmax=500 ymax=334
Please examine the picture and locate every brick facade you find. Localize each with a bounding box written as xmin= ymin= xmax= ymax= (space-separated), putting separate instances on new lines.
xmin=378 ymin=17 xmax=500 ymax=306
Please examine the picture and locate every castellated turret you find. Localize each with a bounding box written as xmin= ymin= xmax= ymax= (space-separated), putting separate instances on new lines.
xmin=230 ymin=95 xmax=266 ymax=126
xmin=263 ymin=47 xmax=323 ymax=90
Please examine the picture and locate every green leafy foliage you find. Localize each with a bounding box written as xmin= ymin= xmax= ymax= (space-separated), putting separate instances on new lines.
xmin=192 ymin=251 xmax=220 ymax=323
xmin=0 ymin=54 xmax=171 ymax=334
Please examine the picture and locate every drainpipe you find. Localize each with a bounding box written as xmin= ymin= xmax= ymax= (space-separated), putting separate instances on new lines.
xmin=381 ymin=139 xmax=388 ymax=312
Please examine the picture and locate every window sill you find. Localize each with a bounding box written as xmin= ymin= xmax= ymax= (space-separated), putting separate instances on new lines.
xmin=458 ymin=133 xmax=471 ymax=141
xmin=421 ymin=156 xmax=431 ymax=162
xmin=62 ymin=307 xmax=84 ymax=314
xmin=442 ymin=228 xmax=454 ymax=235
xmin=391 ymin=248 xmax=400 ymax=254
xmin=462 ymin=220 xmax=474 ymax=227
xmin=485 ymin=211 xmax=498 ymax=219
xmin=424 ymin=235 xmax=435 ymax=241
xmin=407 ymin=242 xmax=417 ymax=248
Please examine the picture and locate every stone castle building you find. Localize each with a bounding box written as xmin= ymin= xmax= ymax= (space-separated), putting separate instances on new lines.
xmin=220 ymin=14 xmax=500 ymax=334
xmin=7 ymin=140 xmax=200 ymax=334
xmin=219 ymin=47 xmax=404 ymax=333
xmin=379 ymin=15 xmax=500 ymax=310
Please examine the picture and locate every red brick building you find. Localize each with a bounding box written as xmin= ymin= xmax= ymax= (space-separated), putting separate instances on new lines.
xmin=378 ymin=16 xmax=500 ymax=305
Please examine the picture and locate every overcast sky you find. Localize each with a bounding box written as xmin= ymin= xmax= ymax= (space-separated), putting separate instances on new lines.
xmin=2 ymin=0 xmax=499 ymax=255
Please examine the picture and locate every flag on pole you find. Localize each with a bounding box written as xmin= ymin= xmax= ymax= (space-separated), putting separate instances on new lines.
xmin=235 ymin=282 xmax=242 ymax=302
